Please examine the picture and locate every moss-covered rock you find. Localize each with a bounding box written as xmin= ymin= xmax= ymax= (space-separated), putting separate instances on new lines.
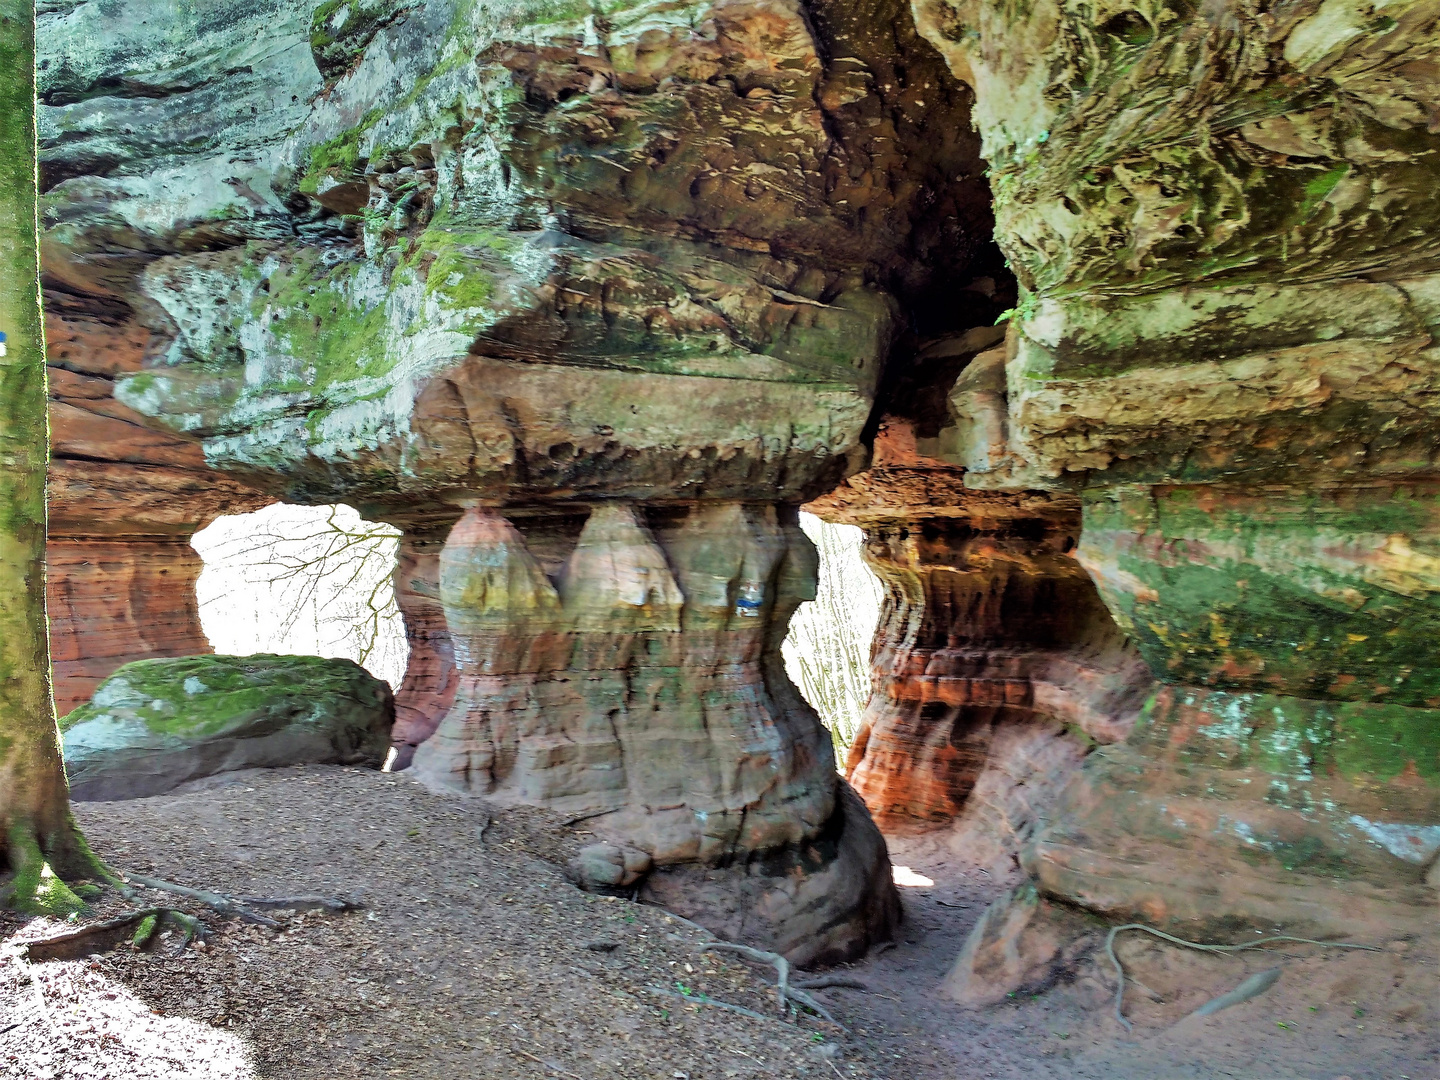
xmin=1079 ymin=483 xmax=1440 ymax=705
xmin=912 ymin=0 xmax=1440 ymax=489
xmin=1025 ymin=684 xmax=1440 ymax=938
xmin=60 ymin=655 xmax=395 ymax=801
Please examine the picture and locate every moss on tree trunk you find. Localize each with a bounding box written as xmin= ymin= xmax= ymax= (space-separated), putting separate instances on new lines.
xmin=0 ymin=0 xmax=99 ymax=914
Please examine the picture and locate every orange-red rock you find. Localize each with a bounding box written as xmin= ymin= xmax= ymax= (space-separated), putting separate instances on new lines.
xmin=810 ymin=425 xmax=1151 ymax=846
xmin=44 ymin=308 xmax=269 ymax=716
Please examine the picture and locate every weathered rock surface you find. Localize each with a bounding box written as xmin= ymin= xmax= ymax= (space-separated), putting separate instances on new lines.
xmin=389 ymin=523 xmax=460 ymax=768
xmin=61 ymin=654 xmax=394 ymax=801
xmin=942 ymin=883 xmax=1096 ymax=1008
xmin=406 ymin=500 xmax=899 ymax=959
xmin=904 ymin=0 xmax=1440 ymax=937
xmin=44 ymin=297 xmax=270 ymax=715
xmin=36 ymin=0 xmax=1009 ymax=957
xmin=37 ymin=0 xmax=1440 ymax=966
xmin=808 ymin=419 xmax=1151 ymax=869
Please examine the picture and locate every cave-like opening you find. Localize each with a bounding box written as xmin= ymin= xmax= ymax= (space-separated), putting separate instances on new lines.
xmin=191 ymin=503 xmax=408 ymax=690
xmin=781 ymin=512 xmax=883 ymax=766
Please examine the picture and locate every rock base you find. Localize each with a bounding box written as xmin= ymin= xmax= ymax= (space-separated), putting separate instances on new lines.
xmin=1026 ymin=687 xmax=1440 ymax=940
xmin=641 ymin=783 xmax=900 ymax=968
xmin=943 ymin=883 xmax=1098 ymax=1007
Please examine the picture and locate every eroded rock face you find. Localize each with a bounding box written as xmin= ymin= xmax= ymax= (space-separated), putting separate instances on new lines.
xmin=389 ymin=523 xmax=461 ymax=768
xmin=38 ymin=0 xmax=990 ymax=510
xmin=38 ymin=0 xmax=1007 ymax=957
xmin=61 ymin=654 xmax=394 ymax=801
xmin=808 ymin=420 xmax=1151 ymax=870
xmin=907 ymin=0 xmax=1440 ymax=933
xmin=43 ymin=0 xmax=1440 ymax=963
xmin=44 ymin=297 xmax=270 ymax=715
xmin=414 ymin=502 xmax=832 ymax=858
xmin=406 ymin=500 xmax=898 ymax=959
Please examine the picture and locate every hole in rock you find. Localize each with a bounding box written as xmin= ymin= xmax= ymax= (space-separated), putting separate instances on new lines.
xmin=781 ymin=512 xmax=882 ymax=766
xmin=891 ymin=865 xmax=935 ymax=888
xmin=191 ymin=503 xmax=408 ymax=688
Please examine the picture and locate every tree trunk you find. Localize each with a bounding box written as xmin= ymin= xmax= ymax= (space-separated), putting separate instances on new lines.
xmin=0 ymin=0 xmax=92 ymax=913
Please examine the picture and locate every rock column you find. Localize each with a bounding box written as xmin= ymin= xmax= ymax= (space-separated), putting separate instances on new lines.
xmin=411 ymin=501 xmax=897 ymax=964
xmin=809 ymin=427 xmax=1151 ymax=866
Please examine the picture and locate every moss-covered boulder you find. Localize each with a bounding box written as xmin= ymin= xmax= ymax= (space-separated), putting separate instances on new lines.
xmin=60 ymin=655 xmax=395 ymax=801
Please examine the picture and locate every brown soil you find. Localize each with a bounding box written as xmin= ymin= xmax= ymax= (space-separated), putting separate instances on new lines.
xmin=2 ymin=766 xmax=1436 ymax=1080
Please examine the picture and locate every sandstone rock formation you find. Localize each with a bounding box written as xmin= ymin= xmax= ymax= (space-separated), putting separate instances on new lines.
xmin=61 ymin=654 xmax=394 ymax=801
xmin=35 ymin=0 xmax=1016 ymax=959
xmin=808 ymin=407 xmax=1151 ymax=872
xmin=904 ymin=0 xmax=1440 ymax=938
xmin=34 ymin=0 xmax=1440 ymax=968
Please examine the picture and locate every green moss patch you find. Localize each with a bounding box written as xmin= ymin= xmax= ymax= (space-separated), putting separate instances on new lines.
xmin=1135 ymin=687 xmax=1440 ymax=789
xmin=61 ymin=654 xmax=389 ymax=739
xmin=257 ymin=251 xmax=395 ymax=390
xmin=1084 ymin=485 xmax=1440 ymax=705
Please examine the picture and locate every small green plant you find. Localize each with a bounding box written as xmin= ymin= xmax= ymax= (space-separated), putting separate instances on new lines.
xmin=994 ymin=288 xmax=1040 ymax=326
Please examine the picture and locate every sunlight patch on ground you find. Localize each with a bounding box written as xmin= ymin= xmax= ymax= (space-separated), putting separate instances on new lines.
xmin=1 ymin=929 xmax=253 ymax=1079
xmin=892 ymin=865 xmax=935 ymax=888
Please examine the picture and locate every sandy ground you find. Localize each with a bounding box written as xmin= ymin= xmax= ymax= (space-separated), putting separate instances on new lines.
xmin=2 ymin=765 xmax=1436 ymax=1080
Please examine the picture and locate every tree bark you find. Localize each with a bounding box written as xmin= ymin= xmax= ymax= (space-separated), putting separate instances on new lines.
xmin=0 ymin=0 xmax=93 ymax=913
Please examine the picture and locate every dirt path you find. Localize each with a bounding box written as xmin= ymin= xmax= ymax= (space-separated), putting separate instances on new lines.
xmin=2 ymin=766 xmax=1435 ymax=1079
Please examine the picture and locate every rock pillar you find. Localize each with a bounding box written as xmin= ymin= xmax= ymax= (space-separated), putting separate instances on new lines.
xmin=388 ymin=525 xmax=460 ymax=769
xmin=411 ymin=501 xmax=897 ymax=962
xmin=808 ymin=426 xmax=1151 ymax=866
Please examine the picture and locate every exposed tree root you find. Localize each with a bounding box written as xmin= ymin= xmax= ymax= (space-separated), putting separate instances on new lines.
xmin=1104 ymin=923 xmax=1382 ymax=1031
xmin=793 ymin=975 xmax=872 ymax=992
xmin=648 ymin=984 xmax=772 ymax=1023
xmin=4 ymin=853 xmax=359 ymax=965
xmin=19 ymin=907 xmax=204 ymax=962
xmin=235 ymin=895 xmax=358 ymax=914
xmin=699 ymin=942 xmax=847 ymax=1029
xmin=122 ymin=873 xmax=358 ymax=929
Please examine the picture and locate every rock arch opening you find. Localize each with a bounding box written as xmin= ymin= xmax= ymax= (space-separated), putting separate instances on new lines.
xmin=191 ymin=503 xmax=408 ymax=689
xmin=780 ymin=513 xmax=883 ymax=766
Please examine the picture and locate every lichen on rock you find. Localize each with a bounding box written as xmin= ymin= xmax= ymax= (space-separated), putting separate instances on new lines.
xmin=61 ymin=654 xmax=395 ymax=801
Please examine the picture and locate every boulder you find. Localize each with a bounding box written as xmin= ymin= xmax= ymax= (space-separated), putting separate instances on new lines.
xmin=61 ymin=654 xmax=394 ymax=801
xmin=943 ymin=884 xmax=1097 ymax=1008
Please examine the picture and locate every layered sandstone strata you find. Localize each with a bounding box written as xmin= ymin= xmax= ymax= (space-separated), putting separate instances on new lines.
xmin=1024 ymin=483 xmax=1440 ymax=936
xmin=388 ymin=522 xmax=461 ymax=768
xmin=810 ymin=423 xmax=1151 ymax=866
xmin=409 ymin=500 xmax=897 ymax=961
xmin=45 ymin=298 xmax=269 ymax=716
xmin=909 ymin=0 xmax=1440 ymax=936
